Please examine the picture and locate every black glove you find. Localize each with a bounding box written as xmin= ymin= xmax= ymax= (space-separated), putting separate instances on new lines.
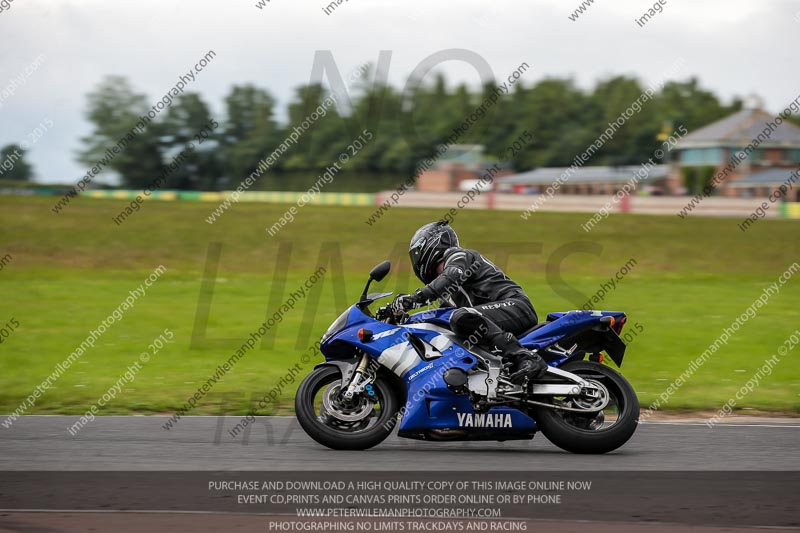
xmin=390 ymin=293 xmax=417 ymax=315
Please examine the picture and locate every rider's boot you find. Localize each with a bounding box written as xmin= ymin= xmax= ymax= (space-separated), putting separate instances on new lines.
xmin=487 ymin=332 xmax=548 ymax=385
xmin=504 ymin=349 xmax=548 ymax=385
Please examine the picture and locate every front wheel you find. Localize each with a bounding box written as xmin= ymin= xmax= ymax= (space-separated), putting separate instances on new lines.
xmin=295 ymin=365 xmax=399 ymax=450
xmin=532 ymin=361 xmax=639 ymax=454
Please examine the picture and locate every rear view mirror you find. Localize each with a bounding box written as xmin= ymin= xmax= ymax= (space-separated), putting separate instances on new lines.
xmin=361 ymin=261 xmax=391 ymax=302
xmin=369 ymin=260 xmax=391 ymax=282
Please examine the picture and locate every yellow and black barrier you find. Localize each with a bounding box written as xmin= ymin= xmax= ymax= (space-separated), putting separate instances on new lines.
xmin=81 ymin=189 xmax=375 ymax=206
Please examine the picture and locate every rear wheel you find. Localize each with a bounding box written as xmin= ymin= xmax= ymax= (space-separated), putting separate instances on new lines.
xmin=532 ymin=361 xmax=638 ymax=454
xmin=295 ymin=366 xmax=399 ymax=450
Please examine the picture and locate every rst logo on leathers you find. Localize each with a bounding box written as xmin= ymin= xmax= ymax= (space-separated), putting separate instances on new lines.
xmin=456 ymin=412 xmax=513 ymax=428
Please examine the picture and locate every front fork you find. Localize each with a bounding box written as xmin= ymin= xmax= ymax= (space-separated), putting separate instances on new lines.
xmin=342 ymin=352 xmax=378 ymax=400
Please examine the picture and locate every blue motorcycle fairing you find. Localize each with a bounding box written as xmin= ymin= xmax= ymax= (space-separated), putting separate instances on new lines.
xmin=398 ymin=349 xmax=537 ymax=438
xmin=320 ymin=304 xmax=539 ymax=439
xmin=405 ymin=307 xmax=625 ymax=349
xmin=518 ymin=310 xmax=626 ymax=348
xmin=322 ymin=304 xmax=463 ymax=378
xmin=319 ymin=302 xmax=626 ymax=441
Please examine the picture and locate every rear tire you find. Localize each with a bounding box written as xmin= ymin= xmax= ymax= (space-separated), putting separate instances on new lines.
xmin=533 ymin=361 xmax=638 ymax=454
xmin=295 ymin=366 xmax=399 ymax=450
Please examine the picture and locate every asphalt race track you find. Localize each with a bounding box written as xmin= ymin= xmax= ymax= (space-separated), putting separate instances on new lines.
xmin=1 ymin=415 xmax=798 ymax=470
xmin=1 ymin=416 xmax=799 ymax=532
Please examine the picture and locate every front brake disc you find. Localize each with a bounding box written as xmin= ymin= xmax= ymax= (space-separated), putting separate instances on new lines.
xmin=321 ymin=383 xmax=373 ymax=422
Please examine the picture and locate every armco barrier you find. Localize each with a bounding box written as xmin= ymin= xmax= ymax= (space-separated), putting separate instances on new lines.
xmin=6 ymin=186 xmax=800 ymax=218
xmin=81 ymin=190 xmax=375 ymax=206
xmin=780 ymin=201 xmax=800 ymax=219
xmin=84 ymin=190 xmax=178 ymax=201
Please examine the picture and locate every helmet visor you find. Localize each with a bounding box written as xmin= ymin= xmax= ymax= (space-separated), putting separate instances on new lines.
xmin=409 ymin=237 xmax=425 ymax=280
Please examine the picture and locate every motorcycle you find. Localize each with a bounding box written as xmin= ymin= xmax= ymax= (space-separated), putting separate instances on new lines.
xmin=295 ymin=260 xmax=639 ymax=454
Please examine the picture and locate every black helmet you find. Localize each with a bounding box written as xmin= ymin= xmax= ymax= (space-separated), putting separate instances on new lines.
xmin=408 ymin=221 xmax=459 ymax=283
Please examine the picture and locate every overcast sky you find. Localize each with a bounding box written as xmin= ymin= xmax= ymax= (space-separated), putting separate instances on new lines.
xmin=2 ymin=0 xmax=799 ymax=184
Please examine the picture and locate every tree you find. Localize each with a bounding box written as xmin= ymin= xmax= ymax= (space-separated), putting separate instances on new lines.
xmin=657 ymin=78 xmax=740 ymax=133
xmin=78 ymin=76 xmax=164 ymax=189
xmin=587 ymin=75 xmax=653 ymax=165
xmin=506 ymin=78 xmax=590 ymax=169
xmin=0 ymin=144 xmax=34 ymax=181
xmin=77 ymin=70 xmax=749 ymax=190
xmin=353 ymin=81 xmax=410 ymax=173
xmin=221 ymin=85 xmax=280 ymax=181
xmin=162 ymin=92 xmax=221 ymax=190
xmin=282 ymin=83 xmax=346 ymax=170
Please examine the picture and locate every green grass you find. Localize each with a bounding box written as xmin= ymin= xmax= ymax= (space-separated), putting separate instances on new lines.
xmin=1 ymin=195 xmax=799 ymax=415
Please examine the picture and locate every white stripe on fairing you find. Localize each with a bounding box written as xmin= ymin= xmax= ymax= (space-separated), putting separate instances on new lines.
xmin=395 ymin=355 xmax=421 ymax=376
xmin=429 ymin=334 xmax=452 ymax=351
xmin=378 ymin=342 xmax=422 ymax=375
xmin=424 ymin=347 xmax=443 ymax=359
xmin=377 ymin=342 xmax=408 ymax=370
xmin=407 ymin=323 xmax=453 ymax=335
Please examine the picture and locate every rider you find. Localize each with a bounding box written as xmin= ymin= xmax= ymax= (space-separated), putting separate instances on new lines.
xmin=391 ymin=221 xmax=547 ymax=384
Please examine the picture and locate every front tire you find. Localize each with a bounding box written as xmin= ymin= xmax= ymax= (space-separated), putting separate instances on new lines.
xmin=533 ymin=361 xmax=639 ymax=454
xmin=295 ymin=366 xmax=399 ymax=450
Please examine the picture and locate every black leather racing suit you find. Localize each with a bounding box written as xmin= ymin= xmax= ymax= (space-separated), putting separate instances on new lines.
xmin=414 ymin=247 xmax=538 ymax=360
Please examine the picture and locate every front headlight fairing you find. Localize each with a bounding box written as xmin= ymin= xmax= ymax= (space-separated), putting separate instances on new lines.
xmin=321 ymin=308 xmax=350 ymax=342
